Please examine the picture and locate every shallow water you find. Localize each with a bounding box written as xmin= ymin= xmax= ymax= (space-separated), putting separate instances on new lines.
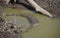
xmin=4 ymin=7 xmax=60 ymax=38
xmin=23 ymin=14 xmax=60 ymax=38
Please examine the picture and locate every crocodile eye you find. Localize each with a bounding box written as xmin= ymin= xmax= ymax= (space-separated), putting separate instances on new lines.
xmin=8 ymin=23 xmax=15 ymax=29
xmin=10 ymin=25 xmax=14 ymax=29
xmin=6 ymin=23 xmax=15 ymax=29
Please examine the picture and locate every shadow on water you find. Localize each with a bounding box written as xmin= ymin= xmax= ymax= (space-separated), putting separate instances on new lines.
xmin=15 ymin=2 xmax=36 ymax=12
